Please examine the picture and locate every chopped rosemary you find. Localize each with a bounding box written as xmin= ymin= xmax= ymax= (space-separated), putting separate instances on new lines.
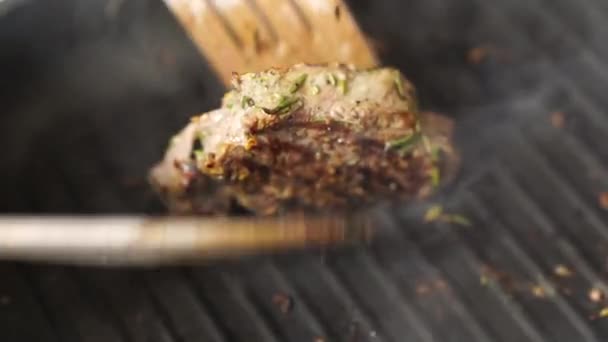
xmin=554 ymin=264 xmax=573 ymax=277
xmin=327 ymin=73 xmax=337 ymax=86
xmin=289 ymin=74 xmax=308 ymax=93
xmin=394 ymin=74 xmax=406 ymax=99
xmin=241 ymin=96 xmax=255 ymax=108
xmin=424 ymin=205 xmax=471 ymax=227
xmin=337 ymin=78 xmax=348 ymax=94
xmin=430 ymin=167 xmax=440 ymax=187
xmin=385 ymin=132 xmax=421 ymax=154
xmin=310 ymin=85 xmax=320 ymax=95
xmin=424 ymin=205 xmax=443 ymax=222
xmin=445 ymin=214 xmax=472 ymax=227
xmin=261 ymin=96 xmax=302 ymax=115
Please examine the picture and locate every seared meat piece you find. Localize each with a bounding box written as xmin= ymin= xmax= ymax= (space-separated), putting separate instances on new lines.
xmin=150 ymin=64 xmax=456 ymax=215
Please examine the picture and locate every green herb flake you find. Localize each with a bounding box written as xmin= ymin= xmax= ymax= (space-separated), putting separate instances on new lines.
xmin=289 ymin=74 xmax=308 ymax=93
xmin=445 ymin=214 xmax=472 ymax=227
xmin=424 ymin=205 xmax=471 ymax=227
xmin=337 ymin=78 xmax=348 ymax=94
xmin=310 ymin=85 xmax=320 ymax=95
xmin=261 ymin=96 xmax=302 ymax=115
xmin=430 ymin=167 xmax=440 ymax=187
xmin=327 ymin=73 xmax=337 ymax=86
xmin=197 ymin=131 xmax=205 ymax=146
xmin=424 ymin=205 xmax=443 ymax=222
xmin=241 ymin=96 xmax=255 ymax=108
xmin=385 ymin=133 xmax=421 ymax=155
xmin=431 ymin=146 xmax=442 ymax=162
xmin=193 ymin=149 xmax=204 ymax=160
xmin=394 ymin=74 xmax=406 ymax=99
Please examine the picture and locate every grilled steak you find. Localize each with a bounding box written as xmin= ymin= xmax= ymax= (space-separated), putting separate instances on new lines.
xmin=150 ymin=64 xmax=456 ymax=215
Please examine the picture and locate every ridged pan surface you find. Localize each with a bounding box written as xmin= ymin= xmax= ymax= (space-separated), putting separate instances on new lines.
xmin=1 ymin=0 xmax=608 ymax=341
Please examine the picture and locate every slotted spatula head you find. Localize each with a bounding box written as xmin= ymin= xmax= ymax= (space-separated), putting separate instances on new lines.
xmin=164 ymin=0 xmax=379 ymax=85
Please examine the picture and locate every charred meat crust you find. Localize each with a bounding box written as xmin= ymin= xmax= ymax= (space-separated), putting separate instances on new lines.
xmin=150 ymin=64 xmax=457 ymax=216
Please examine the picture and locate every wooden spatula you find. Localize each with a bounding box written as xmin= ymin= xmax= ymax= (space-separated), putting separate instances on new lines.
xmin=163 ymin=0 xmax=379 ymax=85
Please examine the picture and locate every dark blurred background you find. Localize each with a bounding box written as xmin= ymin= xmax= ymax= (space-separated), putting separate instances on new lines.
xmin=0 ymin=0 xmax=226 ymax=213
xmin=0 ymin=0 xmax=570 ymax=214
xmin=3 ymin=1 xmax=608 ymax=342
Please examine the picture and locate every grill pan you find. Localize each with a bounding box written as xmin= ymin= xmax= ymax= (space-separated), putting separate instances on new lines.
xmin=2 ymin=0 xmax=608 ymax=341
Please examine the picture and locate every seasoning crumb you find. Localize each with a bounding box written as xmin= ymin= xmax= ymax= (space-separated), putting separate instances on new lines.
xmin=589 ymin=288 xmax=605 ymax=303
xmin=334 ymin=5 xmax=341 ymax=20
xmin=416 ymin=283 xmax=431 ymax=295
xmin=550 ymin=111 xmax=566 ymax=129
xmin=434 ymin=280 xmax=448 ymax=291
xmin=531 ymin=285 xmax=546 ymax=298
xmin=598 ymin=192 xmax=608 ymax=210
xmin=272 ymin=293 xmax=294 ymax=314
xmin=554 ymin=264 xmax=573 ymax=278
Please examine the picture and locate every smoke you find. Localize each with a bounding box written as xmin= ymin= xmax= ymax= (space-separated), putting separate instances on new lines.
xmin=341 ymin=0 xmax=598 ymax=248
xmin=0 ymin=0 xmax=597 ymax=215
